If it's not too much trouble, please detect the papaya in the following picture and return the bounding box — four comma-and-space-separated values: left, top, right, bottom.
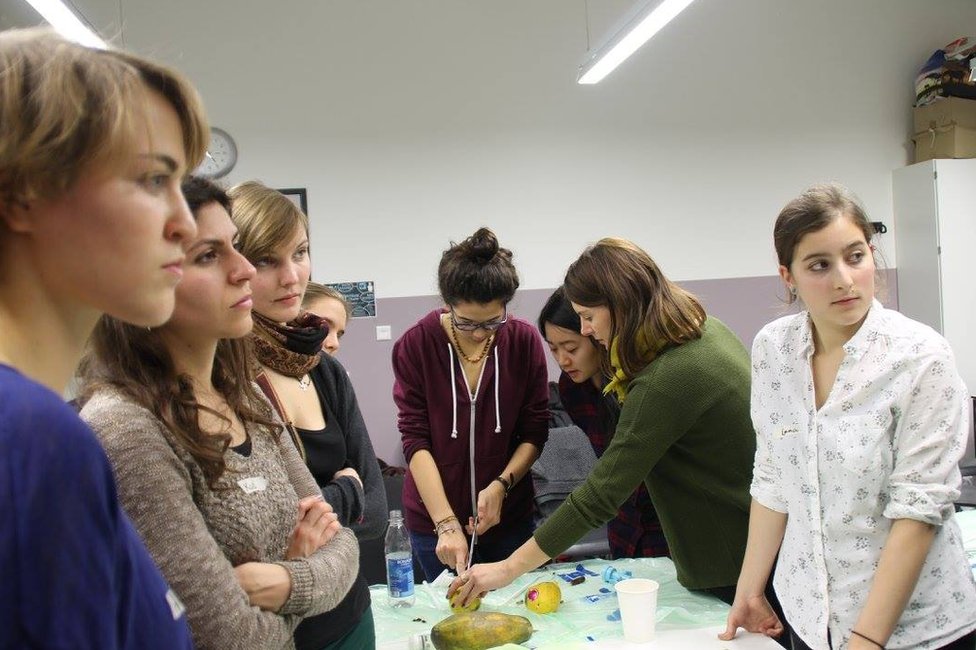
430, 611, 533, 650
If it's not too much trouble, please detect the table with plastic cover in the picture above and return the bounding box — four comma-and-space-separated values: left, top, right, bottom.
372, 556, 783, 649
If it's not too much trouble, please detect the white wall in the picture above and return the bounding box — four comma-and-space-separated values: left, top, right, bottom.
6, 0, 974, 462
35, 0, 975, 296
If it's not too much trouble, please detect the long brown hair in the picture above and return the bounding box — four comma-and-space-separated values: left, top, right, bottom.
564, 237, 705, 379
79, 314, 280, 490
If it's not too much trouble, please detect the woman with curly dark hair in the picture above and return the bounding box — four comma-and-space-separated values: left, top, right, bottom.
79, 177, 358, 649
393, 227, 549, 580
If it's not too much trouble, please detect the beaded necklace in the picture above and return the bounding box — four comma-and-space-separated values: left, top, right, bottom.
448, 321, 494, 364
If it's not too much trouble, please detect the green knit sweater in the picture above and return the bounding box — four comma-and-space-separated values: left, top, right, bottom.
534, 317, 755, 590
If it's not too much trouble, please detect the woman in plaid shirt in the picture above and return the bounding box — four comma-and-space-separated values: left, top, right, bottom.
539, 287, 669, 559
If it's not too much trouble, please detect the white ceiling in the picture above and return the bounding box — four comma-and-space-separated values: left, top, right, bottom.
5, 0, 969, 139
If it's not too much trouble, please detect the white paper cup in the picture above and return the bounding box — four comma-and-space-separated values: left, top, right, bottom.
614, 578, 659, 643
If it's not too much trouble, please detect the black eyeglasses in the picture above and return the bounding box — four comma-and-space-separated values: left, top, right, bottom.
450, 307, 508, 332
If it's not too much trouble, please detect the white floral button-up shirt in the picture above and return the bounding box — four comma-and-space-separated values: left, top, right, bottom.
750, 301, 976, 650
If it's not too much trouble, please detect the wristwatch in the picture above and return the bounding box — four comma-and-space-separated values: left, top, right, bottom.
492, 472, 514, 496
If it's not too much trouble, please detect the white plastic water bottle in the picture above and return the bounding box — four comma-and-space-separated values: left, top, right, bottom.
385, 509, 415, 607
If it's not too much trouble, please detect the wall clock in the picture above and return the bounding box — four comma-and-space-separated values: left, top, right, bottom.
195, 127, 237, 179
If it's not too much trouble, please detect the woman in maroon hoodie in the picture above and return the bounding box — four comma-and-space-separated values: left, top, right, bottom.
392, 227, 549, 580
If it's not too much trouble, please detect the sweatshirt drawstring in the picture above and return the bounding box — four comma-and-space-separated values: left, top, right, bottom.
493, 350, 501, 433
448, 341, 501, 437
448, 343, 458, 438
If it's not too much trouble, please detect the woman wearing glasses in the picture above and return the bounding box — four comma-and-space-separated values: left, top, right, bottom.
393, 227, 549, 580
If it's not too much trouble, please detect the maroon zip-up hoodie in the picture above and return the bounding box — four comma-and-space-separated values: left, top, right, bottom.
392, 309, 549, 542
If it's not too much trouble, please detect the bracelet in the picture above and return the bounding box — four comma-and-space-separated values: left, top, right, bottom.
850, 630, 885, 649
436, 525, 461, 536
434, 516, 459, 536
492, 474, 513, 496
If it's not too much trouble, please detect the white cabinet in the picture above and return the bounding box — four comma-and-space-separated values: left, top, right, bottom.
892, 159, 976, 394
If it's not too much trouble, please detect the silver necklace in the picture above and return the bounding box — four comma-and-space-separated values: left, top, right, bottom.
297, 374, 312, 391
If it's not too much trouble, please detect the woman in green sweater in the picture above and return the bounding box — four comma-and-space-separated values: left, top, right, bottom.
450, 238, 781, 626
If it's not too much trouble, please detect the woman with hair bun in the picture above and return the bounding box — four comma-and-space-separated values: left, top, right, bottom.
392, 227, 549, 580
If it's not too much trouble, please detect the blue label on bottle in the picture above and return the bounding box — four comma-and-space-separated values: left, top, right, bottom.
386, 551, 415, 598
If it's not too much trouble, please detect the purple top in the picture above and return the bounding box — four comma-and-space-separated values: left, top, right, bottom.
392, 309, 549, 542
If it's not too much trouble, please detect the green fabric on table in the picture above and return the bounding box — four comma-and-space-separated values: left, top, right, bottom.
372, 557, 730, 648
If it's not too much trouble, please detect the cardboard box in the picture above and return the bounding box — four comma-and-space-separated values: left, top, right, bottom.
913, 124, 976, 162
913, 96, 976, 133
913, 97, 976, 162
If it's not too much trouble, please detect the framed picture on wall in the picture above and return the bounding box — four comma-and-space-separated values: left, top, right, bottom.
277, 187, 308, 215
328, 281, 376, 318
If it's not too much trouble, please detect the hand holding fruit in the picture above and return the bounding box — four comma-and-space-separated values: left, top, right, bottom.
448, 590, 481, 612
447, 560, 516, 608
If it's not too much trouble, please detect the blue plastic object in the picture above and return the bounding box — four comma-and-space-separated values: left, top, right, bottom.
602, 566, 633, 584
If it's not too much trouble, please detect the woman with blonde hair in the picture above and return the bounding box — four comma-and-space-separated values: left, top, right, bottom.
230, 180, 385, 650
451, 238, 783, 644
302, 282, 351, 355
80, 176, 358, 649
0, 27, 207, 648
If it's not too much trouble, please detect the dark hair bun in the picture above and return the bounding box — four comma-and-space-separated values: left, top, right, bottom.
463, 227, 499, 264
438, 226, 519, 305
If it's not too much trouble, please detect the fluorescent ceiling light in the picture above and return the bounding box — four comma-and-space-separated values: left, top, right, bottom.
578, 0, 696, 85
25, 0, 107, 49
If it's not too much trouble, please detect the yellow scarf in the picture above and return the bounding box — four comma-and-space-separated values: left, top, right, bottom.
603, 328, 658, 404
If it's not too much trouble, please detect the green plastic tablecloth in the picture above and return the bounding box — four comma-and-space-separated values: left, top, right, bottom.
372, 557, 730, 648
374, 510, 976, 648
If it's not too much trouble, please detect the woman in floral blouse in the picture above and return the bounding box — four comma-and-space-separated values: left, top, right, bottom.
721, 184, 976, 650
